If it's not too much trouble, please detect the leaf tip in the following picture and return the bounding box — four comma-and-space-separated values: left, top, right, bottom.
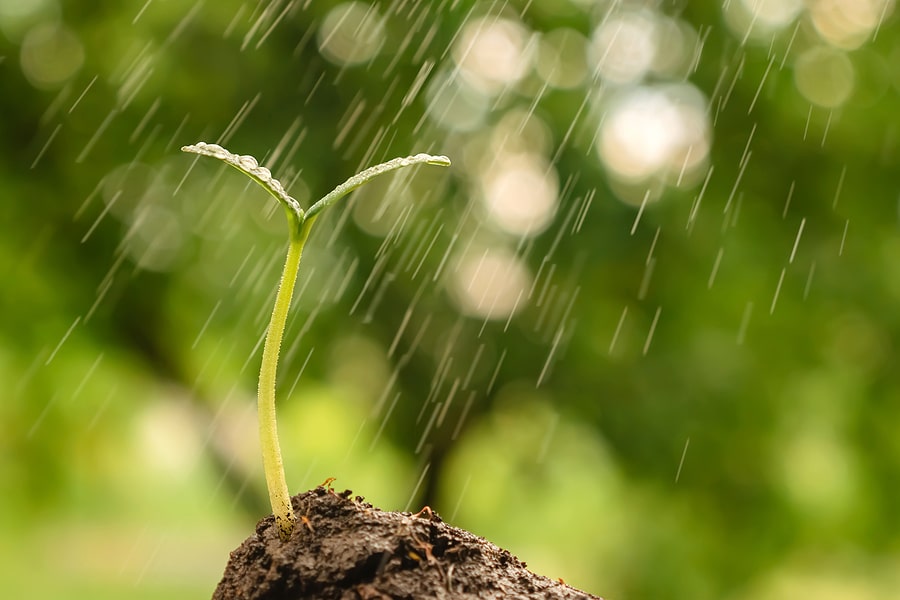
425, 154, 452, 167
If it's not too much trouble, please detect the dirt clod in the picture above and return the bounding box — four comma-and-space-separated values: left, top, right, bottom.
213, 487, 604, 600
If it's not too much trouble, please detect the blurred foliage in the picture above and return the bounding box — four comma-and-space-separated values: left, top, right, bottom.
2, 0, 900, 598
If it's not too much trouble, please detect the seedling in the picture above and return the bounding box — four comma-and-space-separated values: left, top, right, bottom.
181, 142, 450, 540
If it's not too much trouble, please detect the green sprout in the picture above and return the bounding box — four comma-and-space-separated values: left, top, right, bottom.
181, 142, 450, 541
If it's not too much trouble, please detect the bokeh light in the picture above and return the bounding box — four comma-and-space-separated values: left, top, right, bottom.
453, 15, 531, 95
597, 84, 710, 186
651, 16, 699, 79
588, 9, 658, 85
587, 9, 696, 84
809, 0, 895, 50
451, 246, 531, 320
317, 2, 386, 66
19, 21, 83, 88
741, 0, 804, 28
724, 0, 804, 40
0, 0, 57, 40
534, 28, 589, 89
794, 46, 856, 108
138, 398, 204, 479
479, 152, 558, 237
723, 0, 895, 48
425, 67, 489, 132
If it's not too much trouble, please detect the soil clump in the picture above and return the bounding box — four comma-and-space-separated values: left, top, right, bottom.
213, 486, 604, 599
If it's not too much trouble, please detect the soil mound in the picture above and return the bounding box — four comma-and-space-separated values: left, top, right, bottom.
213, 486, 603, 599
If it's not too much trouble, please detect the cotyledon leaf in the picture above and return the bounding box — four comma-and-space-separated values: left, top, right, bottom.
304, 152, 451, 220
182, 141, 305, 221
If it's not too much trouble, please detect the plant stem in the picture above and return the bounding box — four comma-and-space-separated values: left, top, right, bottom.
258, 213, 317, 541
183, 142, 450, 543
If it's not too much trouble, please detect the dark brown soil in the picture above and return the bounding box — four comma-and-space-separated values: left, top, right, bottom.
213, 486, 604, 600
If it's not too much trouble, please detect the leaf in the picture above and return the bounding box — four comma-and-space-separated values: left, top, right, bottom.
181, 142, 305, 221
305, 153, 451, 220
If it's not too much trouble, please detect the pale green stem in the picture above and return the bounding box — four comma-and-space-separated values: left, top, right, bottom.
258, 213, 317, 541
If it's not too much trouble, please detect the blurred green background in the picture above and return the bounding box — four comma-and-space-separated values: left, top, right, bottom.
2, 0, 900, 598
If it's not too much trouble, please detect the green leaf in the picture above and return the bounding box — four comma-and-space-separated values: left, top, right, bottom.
182, 142, 305, 222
